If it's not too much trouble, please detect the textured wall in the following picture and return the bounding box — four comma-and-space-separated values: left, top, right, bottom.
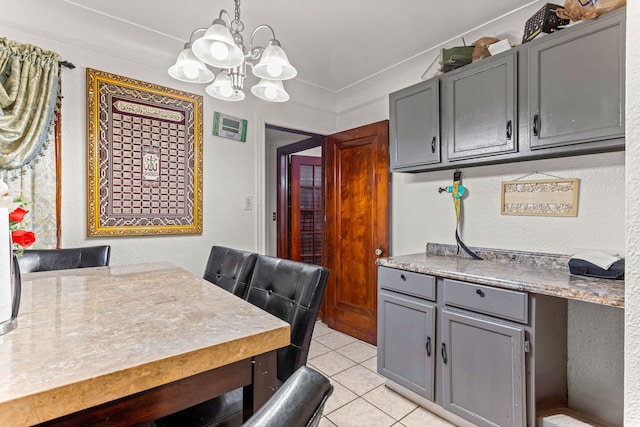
568, 301, 624, 424
625, 2, 640, 424
391, 153, 625, 257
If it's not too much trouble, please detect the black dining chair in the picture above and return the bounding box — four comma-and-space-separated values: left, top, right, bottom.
203, 246, 258, 299
16, 245, 111, 273
243, 366, 333, 427
157, 256, 330, 427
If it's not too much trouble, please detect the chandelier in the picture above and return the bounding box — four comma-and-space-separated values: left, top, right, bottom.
168, 0, 297, 102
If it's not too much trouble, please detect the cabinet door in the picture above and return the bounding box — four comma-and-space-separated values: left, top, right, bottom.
441, 308, 526, 427
445, 51, 517, 160
389, 79, 440, 170
378, 290, 436, 400
528, 11, 625, 149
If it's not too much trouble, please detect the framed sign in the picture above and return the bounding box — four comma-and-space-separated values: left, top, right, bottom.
86, 68, 203, 236
213, 111, 247, 142
501, 178, 579, 217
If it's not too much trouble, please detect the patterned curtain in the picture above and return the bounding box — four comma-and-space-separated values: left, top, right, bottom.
0, 38, 61, 249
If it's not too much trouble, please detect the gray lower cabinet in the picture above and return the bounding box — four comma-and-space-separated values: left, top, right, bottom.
441, 308, 526, 427
528, 8, 625, 150
444, 51, 517, 161
378, 267, 569, 427
378, 290, 436, 400
389, 79, 440, 171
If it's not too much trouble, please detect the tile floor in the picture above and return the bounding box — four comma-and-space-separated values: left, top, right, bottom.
309, 321, 457, 427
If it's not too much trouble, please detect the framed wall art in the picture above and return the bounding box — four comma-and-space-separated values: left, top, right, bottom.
501, 178, 579, 217
86, 68, 203, 236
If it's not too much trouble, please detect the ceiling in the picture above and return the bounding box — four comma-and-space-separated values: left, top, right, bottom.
4, 0, 539, 92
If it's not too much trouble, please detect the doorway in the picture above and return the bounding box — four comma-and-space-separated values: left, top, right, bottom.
265, 124, 324, 259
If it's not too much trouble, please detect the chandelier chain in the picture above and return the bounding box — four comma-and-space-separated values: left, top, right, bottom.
231, 0, 244, 33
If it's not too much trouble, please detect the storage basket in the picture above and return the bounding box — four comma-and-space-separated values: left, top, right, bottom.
522, 3, 570, 43
440, 46, 474, 73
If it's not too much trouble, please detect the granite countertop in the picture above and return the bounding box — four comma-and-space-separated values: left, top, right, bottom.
377, 244, 624, 308
0, 262, 290, 426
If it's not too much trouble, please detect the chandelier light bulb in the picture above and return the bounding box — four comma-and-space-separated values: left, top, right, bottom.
251, 79, 289, 102
168, 47, 215, 83
264, 86, 278, 100
210, 41, 230, 61
266, 63, 283, 78
220, 84, 234, 98
182, 62, 200, 79
252, 41, 297, 81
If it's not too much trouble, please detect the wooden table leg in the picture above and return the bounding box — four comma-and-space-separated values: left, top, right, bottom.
242, 350, 278, 422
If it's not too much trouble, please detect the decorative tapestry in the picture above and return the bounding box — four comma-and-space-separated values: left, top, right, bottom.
86, 68, 203, 236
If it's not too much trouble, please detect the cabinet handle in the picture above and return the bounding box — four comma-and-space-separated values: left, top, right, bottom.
441, 343, 448, 364
476, 289, 485, 297
400, 274, 406, 281
426, 337, 431, 357
506, 120, 512, 140
533, 114, 540, 136
431, 136, 436, 153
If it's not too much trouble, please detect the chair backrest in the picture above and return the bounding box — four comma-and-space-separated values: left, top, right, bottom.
17, 246, 111, 273
243, 366, 333, 427
246, 256, 330, 382
203, 246, 258, 299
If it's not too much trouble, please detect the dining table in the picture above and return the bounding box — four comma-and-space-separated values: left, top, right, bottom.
0, 262, 290, 427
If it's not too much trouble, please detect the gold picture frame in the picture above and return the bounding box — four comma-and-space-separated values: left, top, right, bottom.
501, 178, 579, 217
86, 68, 203, 236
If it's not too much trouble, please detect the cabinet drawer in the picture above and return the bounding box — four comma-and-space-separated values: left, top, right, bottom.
443, 279, 528, 323
378, 267, 436, 301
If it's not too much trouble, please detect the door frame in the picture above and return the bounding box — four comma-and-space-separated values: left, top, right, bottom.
275, 136, 324, 259
257, 117, 331, 255
262, 123, 325, 260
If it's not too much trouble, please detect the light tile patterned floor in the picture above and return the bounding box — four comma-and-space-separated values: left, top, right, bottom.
309, 321, 457, 427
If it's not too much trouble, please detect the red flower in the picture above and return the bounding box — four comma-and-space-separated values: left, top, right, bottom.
9, 207, 28, 223
12, 230, 36, 248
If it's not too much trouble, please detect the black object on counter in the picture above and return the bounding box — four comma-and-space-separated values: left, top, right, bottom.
568, 258, 625, 280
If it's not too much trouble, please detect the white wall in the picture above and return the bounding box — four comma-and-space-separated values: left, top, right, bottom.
0, 25, 337, 277
625, 2, 640, 424
335, 3, 627, 425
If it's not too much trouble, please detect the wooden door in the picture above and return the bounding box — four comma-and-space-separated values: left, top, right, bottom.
323, 121, 389, 345
290, 155, 322, 265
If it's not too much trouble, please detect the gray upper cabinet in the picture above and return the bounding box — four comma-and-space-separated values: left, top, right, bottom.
528, 9, 625, 150
388, 7, 625, 173
389, 79, 440, 171
445, 51, 517, 161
